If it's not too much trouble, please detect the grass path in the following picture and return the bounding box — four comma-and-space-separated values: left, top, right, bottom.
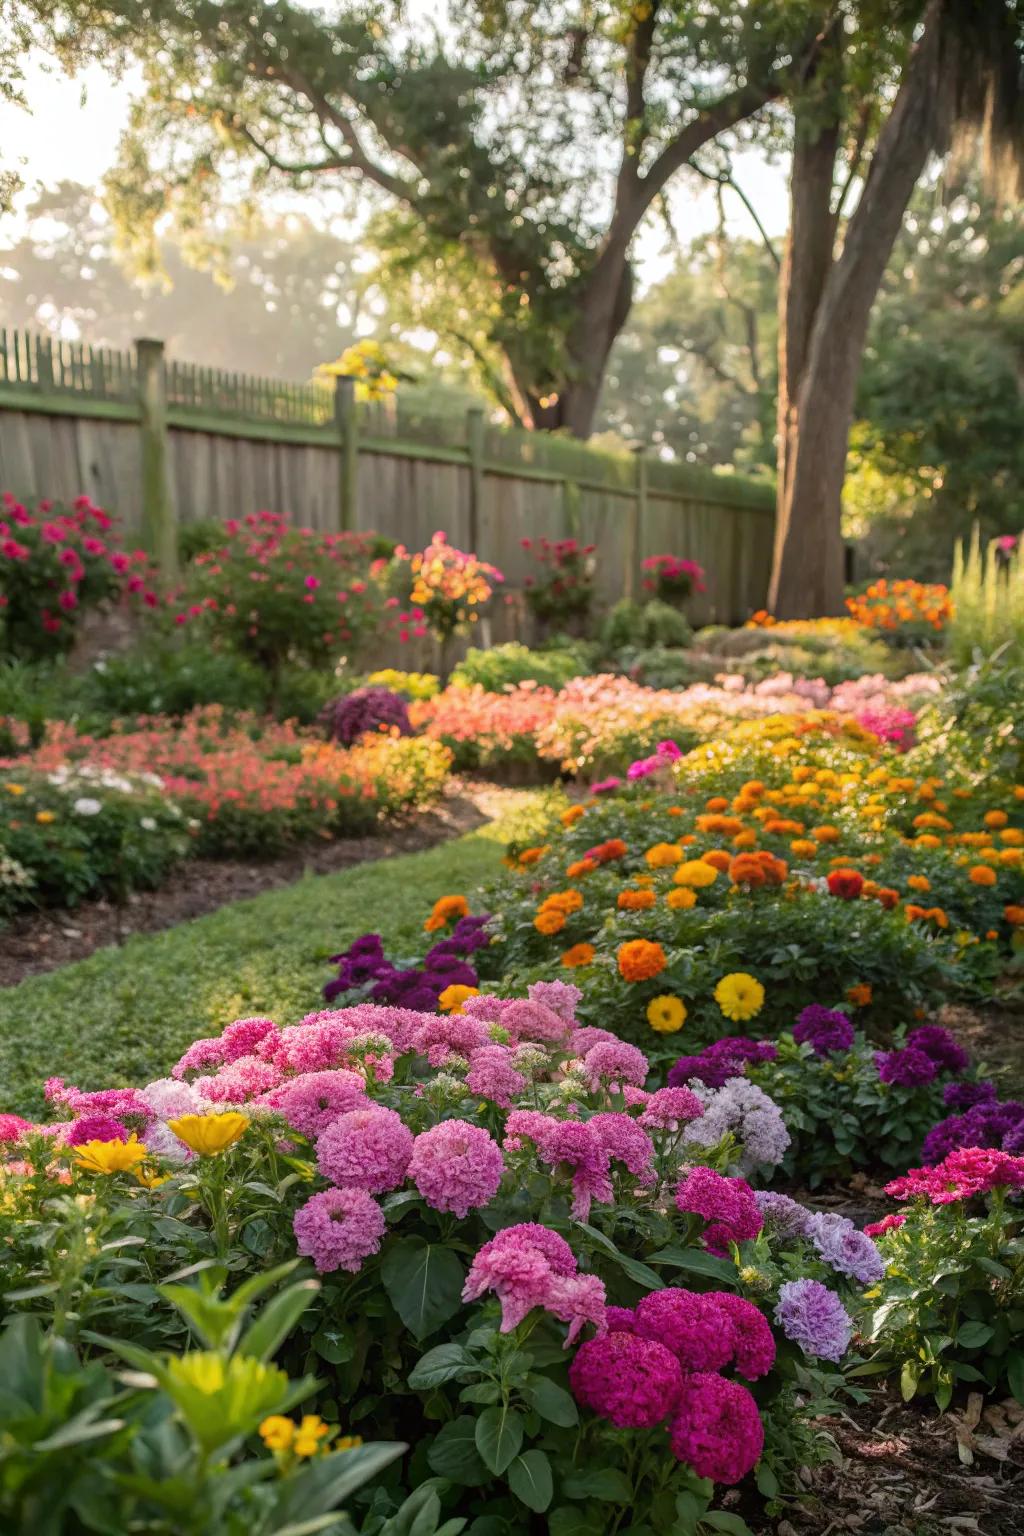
0, 798, 540, 1115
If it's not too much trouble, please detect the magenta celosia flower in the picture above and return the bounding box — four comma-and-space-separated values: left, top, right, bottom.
605, 1305, 637, 1333
864, 1212, 907, 1237
711, 1292, 776, 1380
674, 1166, 763, 1255
412, 1013, 491, 1067
408, 1120, 504, 1217
583, 1040, 649, 1092
218, 1016, 280, 1063
260, 1015, 358, 1074
316, 1105, 414, 1194
171, 1038, 226, 1080
639, 1087, 705, 1131
465, 1045, 528, 1108
589, 1113, 655, 1181
669, 1373, 764, 1484
527, 979, 581, 1024
884, 1146, 1024, 1204
193, 1055, 282, 1104
0, 1114, 32, 1143
44, 1079, 152, 1127
262, 1069, 367, 1137
66, 1114, 128, 1145
569, 1331, 682, 1427
292, 1186, 386, 1274
537, 1120, 613, 1221
634, 1288, 735, 1373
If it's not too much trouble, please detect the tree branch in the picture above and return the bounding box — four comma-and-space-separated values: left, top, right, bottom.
640, 76, 784, 206
690, 159, 782, 271
233, 122, 345, 177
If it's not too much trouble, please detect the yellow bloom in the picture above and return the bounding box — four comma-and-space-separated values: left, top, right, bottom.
714, 972, 765, 1022
646, 995, 687, 1034
666, 887, 697, 910
438, 984, 480, 1014
74, 1136, 149, 1176
645, 842, 682, 868
35, 810, 57, 824
168, 1112, 248, 1156
673, 860, 719, 889
260, 1415, 295, 1452
293, 1415, 333, 1457
4, 783, 25, 795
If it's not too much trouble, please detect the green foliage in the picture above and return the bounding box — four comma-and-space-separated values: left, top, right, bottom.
86, 642, 270, 718
451, 644, 586, 694
948, 529, 1024, 670
910, 651, 1024, 786
600, 600, 691, 654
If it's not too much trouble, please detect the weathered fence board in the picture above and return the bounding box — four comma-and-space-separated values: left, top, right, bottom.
0, 329, 776, 624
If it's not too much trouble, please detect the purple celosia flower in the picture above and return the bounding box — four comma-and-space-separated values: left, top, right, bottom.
683, 1079, 790, 1171
569, 1332, 682, 1428
261, 1070, 367, 1138
669, 1373, 764, 1484
320, 686, 412, 746
804, 1212, 886, 1286
315, 1105, 413, 1194
922, 1099, 1024, 1165
408, 1120, 504, 1217
943, 1080, 997, 1111
792, 1005, 854, 1057
667, 1038, 776, 1091
774, 1279, 852, 1362
292, 1186, 386, 1273
875, 1047, 938, 1087
674, 1167, 763, 1255
905, 1025, 969, 1076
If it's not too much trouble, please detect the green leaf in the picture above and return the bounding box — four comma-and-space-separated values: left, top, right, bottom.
507, 1449, 552, 1513
549, 1508, 594, 1536
573, 1222, 663, 1290
408, 1343, 473, 1390
645, 1246, 737, 1285
900, 1360, 921, 1402
957, 1321, 994, 1349
475, 1404, 524, 1474
427, 1417, 490, 1486
238, 1280, 320, 1362
562, 1468, 631, 1502
382, 1238, 465, 1340
705, 1514, 755, 1534
1006, 1351, 1024, 1405
312, 1325, 355, 1366
521, 1375, 578, 1427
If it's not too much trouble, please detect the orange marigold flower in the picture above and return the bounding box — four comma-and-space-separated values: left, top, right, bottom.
827, 868, 864, 900
790, 839, 818, 858
984, 809, 1008, 829
618, 888, 657, 911
1000, 828, 1024, 846
764, 817, 804, 836
999, 848, 1022, 866
617, 939, 667, 982
666, 887, 697, 910
587, 838, 627, 865
534, 908, 566, 935
705, 796, 730, 813
968, 864, 998, 886
1004, 905, 1024, 926
516, 845, 550, 868
645, 842, 682, 868
907, 875, 931, 892
424, 894, 470, 932
561, 805, 586, 827
561, 942, 596, 967
741, 780, 765, 797
541, 889, 584, 914
695, 814, 744, 837
732, 830, 758, 849
846, 983, 872, 1008
566, 858, 598, 879
702, 849, 732, 873
811, 826, 840, 843
728, 854, 768, 889
913, 834, 942, 849
1014, 786, 1024, 801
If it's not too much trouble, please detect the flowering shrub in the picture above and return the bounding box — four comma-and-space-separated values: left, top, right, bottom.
319, 686, 412, 746
0, 491, 157, 659
641, 553, 706, 604
2, 708, 451, 860
408, 530, 502, 645
170, 512, 388, 674
366, 667, 439, 699
520, 537, 595, 625
0, 985, 877, 1526
845, 578, 953, 641
860, 1148, 1024, 1408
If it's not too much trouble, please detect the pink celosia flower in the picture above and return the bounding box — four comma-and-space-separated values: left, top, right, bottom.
499, 997, 574, 1046
583, 1041, 649, 1093
537, 1120, 613, 1221
140, 1078, 201, 1120
634, 1288, 735, 1373
503, 1109, 558, 1152
218, 1016, 280, 1063
0, 1114, 32, 1143
863, 1212, 907, 1238
639, 1087, 705, 1132
669, 1373, 764, 1484
711, 1292, 776, 1380
674, 1166, 763, 1255
605, 1304, 638, 1333
292, 1186, 386, 1274
316, 1105, 413, 1194
193, 1055, 282, 1104
261, 1017, 358, 1074
412, 1013, 491, 1067
262, 1070, 367, 1137
527, 979, 581, 1024
462, 1223, 604, 1345
43, 1080, 152, 1129
572, 1027, 620, 1055
171, 1038, 226, 1079
589, 1113, 655, 1182
548, 1271, 608, 1347
408, 1120, 504, 1217
885, 1146, 1024, 1205
465, 1045, 528, 1108
569, 1331, 682, 1427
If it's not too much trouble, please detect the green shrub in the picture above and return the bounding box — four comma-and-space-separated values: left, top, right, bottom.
949, 528, 1024, 669
599, 599, 691, 653
451, 642, 585, 692
84, 643, 270, 719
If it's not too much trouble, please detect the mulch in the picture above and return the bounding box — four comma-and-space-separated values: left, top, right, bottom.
0, 779, 519, 990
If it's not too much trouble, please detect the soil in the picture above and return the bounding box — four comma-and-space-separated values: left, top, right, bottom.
0, 779, 523, 990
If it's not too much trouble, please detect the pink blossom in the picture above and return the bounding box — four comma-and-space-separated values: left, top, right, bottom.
570, 1331, 682, 1427
537, 1120, 613, 1221
589, 1112, 655, 1181
316, 1105, 413, 1194
669, 1373, 764, 1484
466, 1045, 528, 1108
639, 1087, 705, 1131
408, 1120, 504, 1217
583, 1041, 649, 1092
293, 1186, 386, 1273
262, 1070, 367, 1137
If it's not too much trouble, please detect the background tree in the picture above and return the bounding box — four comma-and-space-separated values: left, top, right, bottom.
768, 0, 1024, 616
25, 0, 821, 437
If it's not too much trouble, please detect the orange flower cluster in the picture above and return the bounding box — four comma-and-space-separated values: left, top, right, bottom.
424, 894, 470, 932
617, 939, 667, 982
845, 578, 952, 633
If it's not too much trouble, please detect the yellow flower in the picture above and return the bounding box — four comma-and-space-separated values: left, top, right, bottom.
645, 842, 682, 868
438, 984, 480, 1014
35, 810, 57, 824
673, 860, 719, 889
168, 1112, 248, 1156
666, 887, 697, 910
336, 1435, 364, 1451
74, 1135, 149, 1176
646, 995, 687, 1034
293, 1415, 333, 1458
260, 1415, 295, 1452
714, 972, 765, 1022
4, 783, 25, 795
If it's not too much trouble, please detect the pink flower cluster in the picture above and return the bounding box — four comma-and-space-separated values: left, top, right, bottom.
884, 1146, 1024, 1205
462, 1223, 606, 1346
674, 1167, 764, 1255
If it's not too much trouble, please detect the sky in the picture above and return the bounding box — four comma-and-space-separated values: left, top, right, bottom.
0, 48, 792, 299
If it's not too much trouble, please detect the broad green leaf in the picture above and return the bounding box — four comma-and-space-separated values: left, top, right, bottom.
507, 1449, 553, 1512
382, 1239, 465, 1340
408, 1343, 473, 1390
573, 1222, 662, 1290
475, 1404, 523, 1474
1006, 1350, 1024, 1405
238, 1280, 320, 1361
427, 1417, 490, 1486
645, 1246, 737, 1285
956, 1321, 994, 1350
521, 1375, 578, 1427
900, 1360, 920, 1402
562, 1467, 631, 1502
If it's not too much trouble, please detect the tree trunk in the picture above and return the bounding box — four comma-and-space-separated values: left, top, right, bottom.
768, 0, 954, 617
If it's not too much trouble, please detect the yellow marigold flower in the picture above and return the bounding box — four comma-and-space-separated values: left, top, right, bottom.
74, 1135, 149, 1176
673, 860, 719, 888
438, 984, 480, 1014
1000, 828, 1024, 846
714, 972, 765, 1022
35, 810, 57, 824
732, 830, 758, 849
999, 848, 1022, 866
984, 810, 1009, 829
260, 1416, 295, 1452
4, 783, 26, 795
666, 887, 697, 910
790, 839, 818, 858
561, 942, 596, 967
168, 1112, 248, 1156
293, 1415, 333, 1457
646, 995, 687, 1034
645, 842, 682, 868
968, 864, 997, 887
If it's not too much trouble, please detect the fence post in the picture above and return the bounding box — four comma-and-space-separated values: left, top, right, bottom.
466, 406, 485, 551
561, 476, 581, 538
334, 375, 358, 532
135, 337, 177, 578
624, 445, 647, 600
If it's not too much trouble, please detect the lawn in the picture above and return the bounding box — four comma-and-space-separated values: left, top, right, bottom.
0, 808, 534, 1116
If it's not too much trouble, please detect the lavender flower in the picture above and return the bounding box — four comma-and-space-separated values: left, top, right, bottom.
684, 1078, 790, 1171
774, 1279, 852, 1362
753, 1190, 814, 1238
804, 1213, 886, 1286
792, 1005, 854, 1057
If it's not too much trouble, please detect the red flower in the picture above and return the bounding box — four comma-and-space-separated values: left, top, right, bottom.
827, 868, 864, 901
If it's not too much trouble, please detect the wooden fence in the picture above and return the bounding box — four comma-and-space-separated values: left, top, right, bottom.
0, 328, 777, 630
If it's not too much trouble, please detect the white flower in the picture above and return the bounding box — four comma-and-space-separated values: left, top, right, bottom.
140, 816, 157, 831
73, 797, 102, 816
